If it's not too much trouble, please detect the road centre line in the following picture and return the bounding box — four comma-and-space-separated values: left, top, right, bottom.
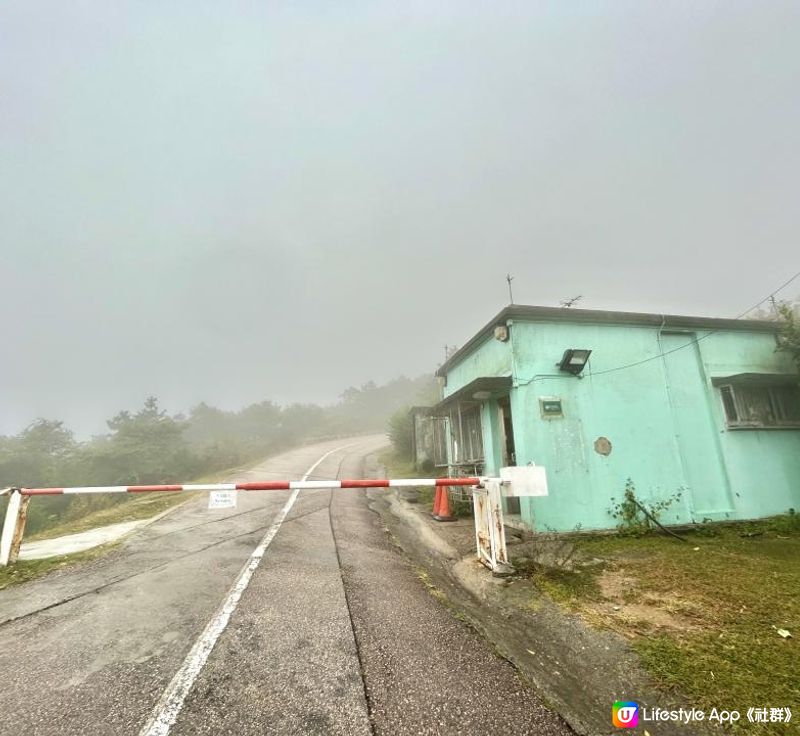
138, 443, 357, 736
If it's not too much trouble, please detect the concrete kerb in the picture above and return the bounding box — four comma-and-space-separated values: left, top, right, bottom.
365, 458, 714, 736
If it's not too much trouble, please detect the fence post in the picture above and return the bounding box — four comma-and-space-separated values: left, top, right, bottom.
0, 490, 30, 567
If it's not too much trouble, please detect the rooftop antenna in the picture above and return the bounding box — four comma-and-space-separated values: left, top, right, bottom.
560, 295, 583, 308
769, 294, 780, 319
506, 274, 515, 305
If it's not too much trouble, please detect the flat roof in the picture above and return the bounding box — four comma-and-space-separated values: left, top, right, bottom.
436, 304, 779, 377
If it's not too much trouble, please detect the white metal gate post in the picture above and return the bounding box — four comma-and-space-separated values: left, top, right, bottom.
472, 466, 549, 576
487, 479, 512, 573
0, 489, 30, 566
472, 479, 514, 576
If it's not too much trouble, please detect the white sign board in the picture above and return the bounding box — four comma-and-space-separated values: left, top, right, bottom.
208, 490, 238, 509
500, 466, 548, 497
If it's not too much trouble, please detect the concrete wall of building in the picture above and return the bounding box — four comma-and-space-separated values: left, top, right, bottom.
442, 334, 512, 397
440, 317, 800, 531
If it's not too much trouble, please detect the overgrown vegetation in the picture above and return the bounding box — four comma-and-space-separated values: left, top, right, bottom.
532, 515, 800, 735
387, 407, 414, 459
776, 302, 800, 370
386, 376, 440, 463
608, 478, 682, 536
0, 374, 436, 537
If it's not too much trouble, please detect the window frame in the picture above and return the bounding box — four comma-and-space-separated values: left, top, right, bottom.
717, 381, 800, 430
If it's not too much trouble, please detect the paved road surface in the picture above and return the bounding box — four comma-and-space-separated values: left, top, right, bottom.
0, 436, 571, 735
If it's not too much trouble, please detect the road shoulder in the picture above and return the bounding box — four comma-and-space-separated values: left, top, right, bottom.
365, 458, 712, 736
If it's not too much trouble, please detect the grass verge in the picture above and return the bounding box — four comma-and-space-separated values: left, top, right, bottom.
0, 467, 241, 592
0, 542, 119, 591
26, 467, 238, 541
378, 449, 435, 508
530, 515, 799, 734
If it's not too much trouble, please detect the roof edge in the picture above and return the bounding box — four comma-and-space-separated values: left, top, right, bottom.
435, 304, 780, 377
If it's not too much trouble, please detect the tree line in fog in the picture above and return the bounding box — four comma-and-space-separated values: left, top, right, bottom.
0, 374, 437, 534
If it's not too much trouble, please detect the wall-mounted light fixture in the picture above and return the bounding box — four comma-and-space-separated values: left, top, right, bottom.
493, 325, 509, 342
472, 390, 492, 400
558, 348, 592, 375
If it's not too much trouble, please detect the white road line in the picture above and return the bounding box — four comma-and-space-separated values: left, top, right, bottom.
139, 443, 356, 736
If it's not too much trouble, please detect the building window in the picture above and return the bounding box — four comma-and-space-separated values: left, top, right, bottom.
450, 405, 484, 465
432, 416, 449, 467
718, 382, 800, 428
431, 405, 486, 473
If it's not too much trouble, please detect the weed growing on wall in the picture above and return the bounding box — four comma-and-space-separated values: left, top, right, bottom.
608, 478, 682, 536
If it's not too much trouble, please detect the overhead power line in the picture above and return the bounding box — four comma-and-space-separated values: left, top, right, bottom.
587, 268, 800, 378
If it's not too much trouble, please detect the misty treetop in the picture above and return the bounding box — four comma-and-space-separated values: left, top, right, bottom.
776, 302, 800, 370
0, 374, 436, 535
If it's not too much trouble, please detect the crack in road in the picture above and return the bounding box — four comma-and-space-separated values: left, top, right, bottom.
327, 452, 378, 736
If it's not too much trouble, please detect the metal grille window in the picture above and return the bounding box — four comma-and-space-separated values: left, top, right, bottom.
719, 383, 800, 428
432, 416, 449, 467
449, 404, 485, 466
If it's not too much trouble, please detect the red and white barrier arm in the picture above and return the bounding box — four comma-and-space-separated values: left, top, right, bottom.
18, 477, 483, 496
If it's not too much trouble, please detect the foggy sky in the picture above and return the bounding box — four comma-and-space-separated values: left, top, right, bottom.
2, 2, 799, 436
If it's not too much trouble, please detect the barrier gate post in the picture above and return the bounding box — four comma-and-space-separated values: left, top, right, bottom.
472, 480, 514, 576
473, 466, 549, 576
0, 490, 30, 567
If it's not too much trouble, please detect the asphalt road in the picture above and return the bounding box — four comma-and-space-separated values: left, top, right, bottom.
0, 436, 571, 735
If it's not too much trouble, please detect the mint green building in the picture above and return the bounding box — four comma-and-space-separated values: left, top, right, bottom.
430, 305, 800, 532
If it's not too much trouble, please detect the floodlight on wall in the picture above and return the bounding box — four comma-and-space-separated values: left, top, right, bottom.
558, 348, 592, 375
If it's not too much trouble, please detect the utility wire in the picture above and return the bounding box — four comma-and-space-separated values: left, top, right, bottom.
587, 268, 800, 378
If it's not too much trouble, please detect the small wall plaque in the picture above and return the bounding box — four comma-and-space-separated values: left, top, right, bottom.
539, 397, 563, 418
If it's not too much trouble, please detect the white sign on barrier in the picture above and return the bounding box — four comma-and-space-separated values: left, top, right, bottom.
500, 466, 548, 497
208, 490, 237, 509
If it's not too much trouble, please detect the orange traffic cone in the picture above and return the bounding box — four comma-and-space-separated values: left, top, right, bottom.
433, 486, 456, 522
431, 486, 442, 518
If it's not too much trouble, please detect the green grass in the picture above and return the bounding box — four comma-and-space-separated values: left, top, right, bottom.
0, 466, 240, 592
378, 450, 435, 506
377, 449, 417, 478
0, 542, 118, 591
26, 491, 193, 541
533, 516, 799, 734
533, 565, 605, 605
